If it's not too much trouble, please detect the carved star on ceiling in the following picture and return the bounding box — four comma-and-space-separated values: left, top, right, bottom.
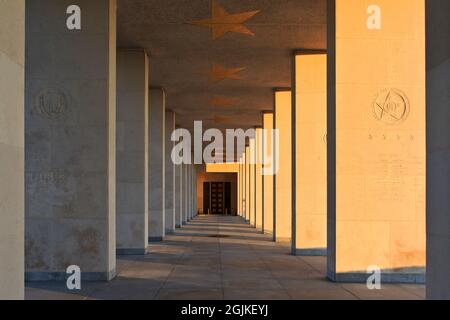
210, 63, 246, 82
190, 0, 260, 40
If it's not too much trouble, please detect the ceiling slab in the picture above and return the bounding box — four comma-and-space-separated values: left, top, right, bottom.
117, 0, 327, 131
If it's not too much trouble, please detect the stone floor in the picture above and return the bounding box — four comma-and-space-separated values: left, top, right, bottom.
26, 215, 425, 300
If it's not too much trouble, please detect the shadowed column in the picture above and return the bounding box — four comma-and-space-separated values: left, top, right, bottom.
25, 0, 117, 280
165, 111, 175, 234
262, 112, 274, 236
148, 89, 165, 242
116, 49, 149, 255
175, 134, 182, 228
426, 0, 450, 299
0, 0, 24, 299
183, 164, 188, 223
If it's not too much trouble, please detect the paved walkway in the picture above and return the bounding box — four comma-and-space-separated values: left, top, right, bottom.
26, 215, 425, 300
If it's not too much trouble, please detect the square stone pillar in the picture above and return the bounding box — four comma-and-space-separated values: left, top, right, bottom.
274, 90, 292, 242
165, 111, 175, 234
183, 164, 189, 223
255, 128, 263, 230
262, 112, 274, 236
116, 49, 148, 255
292, 52, 327, 256
193, 164, 197, 218
327, 0, 425, 283
242, 151, 246, 217
0, 0, 24, 299
245, 146, 250, 222
188, 164, 193, 220
237, 159, 241, 216
175, 145, 182, 228
426, 0, 450, 299
148, 88, 165, 242
249, 139, 256, 226
25, 0, 117, 281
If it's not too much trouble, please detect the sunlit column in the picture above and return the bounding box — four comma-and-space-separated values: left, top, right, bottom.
237, 159, 241, 216
241, 154, 246, 217
116, 49, 149, 255
25, 0, 117, 281
274, 90, 292, 242
249, 138, 256, 226
149, 89, 166, 242
327, 0, 425, 282
245, 146, 250, 222
262, 112, 274, 236
255, 128, 263, 231
292, 52, 327, 256
0, 0, 24, 299
426, 0, 450, 299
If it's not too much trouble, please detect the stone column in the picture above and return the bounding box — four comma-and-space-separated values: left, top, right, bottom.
116, 49, 148, 255
25, 0, 117, 281
237, 159, 241, 216
165, 111, 175, 234
249, 139, 256, 226
175, 143, 182, 228
245, 146, 250, 222
193, 165, 198, 217
148, 89, 165, 242
0, 0, 24, 299
255, 128, 263, 230
426, 0, 450, 299
188, 164, 193, 220
274, 90, 292, 242
327, 0, 425, 283
183, 164, 188, 224
262, 112, 274, 236
292, 51, 327, 256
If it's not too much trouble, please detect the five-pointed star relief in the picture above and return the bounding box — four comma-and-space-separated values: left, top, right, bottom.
210, 63, 246, 82
190, 0, 260, 40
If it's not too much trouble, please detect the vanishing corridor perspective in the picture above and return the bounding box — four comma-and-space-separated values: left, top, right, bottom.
0, 0, 449, 300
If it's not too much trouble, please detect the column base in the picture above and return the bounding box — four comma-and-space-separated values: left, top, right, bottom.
327, 269, 425, 284
116, 248, 148, 256
175, 224, 182, 228
295, 248, 327, 257
148, 236, 164, 243
25, 269, 116, 282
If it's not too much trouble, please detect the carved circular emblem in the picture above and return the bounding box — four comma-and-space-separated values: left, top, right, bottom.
34, 88, 70, 119
372, 88, 410, 125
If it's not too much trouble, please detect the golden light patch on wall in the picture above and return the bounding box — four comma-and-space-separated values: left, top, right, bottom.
263, 113, 274, 234
295, 53, 327, 252
206, 163, 239, 173
333, 0, 425, 274
255, 128, 263, 230
275, 91, 292, 241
